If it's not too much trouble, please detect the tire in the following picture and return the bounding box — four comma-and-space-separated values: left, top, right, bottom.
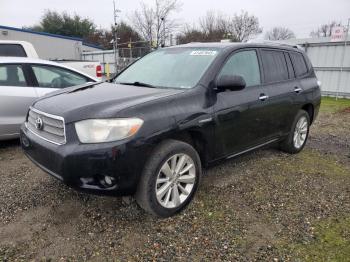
280, 109, 310, 154
135, 139, 202, 218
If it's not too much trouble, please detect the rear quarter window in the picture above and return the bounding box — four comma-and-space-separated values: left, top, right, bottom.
0, 44, 27, 57
284, 52, 295, 79
0, 64, 28, 86
290, 52, 308, 77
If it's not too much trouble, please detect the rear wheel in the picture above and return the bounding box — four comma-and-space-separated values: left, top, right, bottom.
280, 110, 310, 154
135, 140, 201, 217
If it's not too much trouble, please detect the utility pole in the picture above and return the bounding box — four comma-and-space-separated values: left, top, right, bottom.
113, 0, 121, 74
170, 34, 173, 46
336, 18, 350, 99
129, 38, 132, 59
161, 17, 166, 47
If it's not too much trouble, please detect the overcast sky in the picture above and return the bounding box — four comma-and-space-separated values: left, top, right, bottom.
1, 0, 349, 38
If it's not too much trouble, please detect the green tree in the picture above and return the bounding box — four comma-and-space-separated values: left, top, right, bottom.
115, 22, 144, 48
85, 22, 144, 49
26, 10, 96, 39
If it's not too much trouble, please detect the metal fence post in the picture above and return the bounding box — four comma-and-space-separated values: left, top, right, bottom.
336, 19, 350, 100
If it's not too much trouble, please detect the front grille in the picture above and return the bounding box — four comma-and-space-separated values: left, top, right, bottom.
26, 107, 66, 145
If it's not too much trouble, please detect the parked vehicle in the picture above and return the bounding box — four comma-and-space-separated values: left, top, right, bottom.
20, 43, 321, 217
0, 40, 39, 58
53, 60, 103, 81
0, 57, 98, 140
0, 41, 102, 80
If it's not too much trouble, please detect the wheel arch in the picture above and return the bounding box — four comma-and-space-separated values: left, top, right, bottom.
167, 130, 209, 166
301, 103, 315, 124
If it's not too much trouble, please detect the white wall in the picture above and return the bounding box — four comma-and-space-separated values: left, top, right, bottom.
0, 28, 100, 60
284, 37, 350, 97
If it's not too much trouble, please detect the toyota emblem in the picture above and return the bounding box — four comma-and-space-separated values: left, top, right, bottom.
35, 117, 44, 130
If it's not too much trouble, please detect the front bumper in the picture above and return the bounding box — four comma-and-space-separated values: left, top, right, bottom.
20, 124, 152, 196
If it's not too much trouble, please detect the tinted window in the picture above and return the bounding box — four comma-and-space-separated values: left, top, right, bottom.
32, 65, 90, 88
284, 52, 295, 79
261, 50, 289, 83
0, 44, 27, 57
290, 52, 308, 77
219, 50, 261, 87
116, 48, 220, 89
0, 64, 27, 87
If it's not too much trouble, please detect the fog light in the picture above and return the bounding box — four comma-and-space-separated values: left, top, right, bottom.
104, 176, 114, 186
95, 174, 117, 188
21, 135, 30, 147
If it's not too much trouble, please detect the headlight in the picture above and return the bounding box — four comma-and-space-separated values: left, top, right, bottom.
75, 118, 144, 143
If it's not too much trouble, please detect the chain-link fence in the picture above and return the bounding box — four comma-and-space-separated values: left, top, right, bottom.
81, 47, 151, 77
118, 47, 151, 59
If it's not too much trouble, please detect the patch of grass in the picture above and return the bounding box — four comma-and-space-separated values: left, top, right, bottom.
196, 192, 228, 221
320, 96, 350, 113
277, 149, 350, 178
291, 217, 350, 261
298, 150, 349, 177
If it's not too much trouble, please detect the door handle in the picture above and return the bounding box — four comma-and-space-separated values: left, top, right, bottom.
294, 87, 303, 93
259, 94, 269, 101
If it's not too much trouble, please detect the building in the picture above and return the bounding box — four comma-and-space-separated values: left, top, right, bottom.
0, 25, 103, 60
283, 36, 350, 98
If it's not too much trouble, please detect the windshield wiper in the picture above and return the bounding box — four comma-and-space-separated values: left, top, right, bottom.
118, 81, 157, 88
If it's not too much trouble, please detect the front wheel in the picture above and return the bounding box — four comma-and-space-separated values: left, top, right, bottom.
280, 110, 310, 154
135, 140, 202, 217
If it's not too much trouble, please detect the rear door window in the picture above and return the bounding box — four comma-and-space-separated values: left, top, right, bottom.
32, 65, 90, 88
0, 44, 27, 57
219, 50, 261, 87
290, 52, 308, 77
0, 64, 28, 87
261, 50, 289, 83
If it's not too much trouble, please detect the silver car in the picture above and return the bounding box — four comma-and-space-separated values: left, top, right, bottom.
0, 57, 98, 140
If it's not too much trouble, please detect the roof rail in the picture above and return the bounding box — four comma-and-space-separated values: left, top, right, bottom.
247, 40, 304, 50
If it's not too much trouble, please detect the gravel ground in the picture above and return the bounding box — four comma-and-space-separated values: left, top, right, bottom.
0, 97, 350, 261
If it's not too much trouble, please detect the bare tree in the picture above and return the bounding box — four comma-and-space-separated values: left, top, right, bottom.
265, 27, 296, 40
199, 11, 219, 35
177, 24, 206, 44
199, 11, 231, 41
178, 10, 261, 44
229, 11, 263, 42
310, 21, 341, 37
132, 2, 154, 45
178, 12, 229, 44
131, 0, 181, 47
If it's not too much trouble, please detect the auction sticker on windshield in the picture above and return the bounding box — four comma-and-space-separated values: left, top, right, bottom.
190, 50, 217, 56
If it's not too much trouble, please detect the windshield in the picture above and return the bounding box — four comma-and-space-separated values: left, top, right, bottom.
115, 47, 220, 89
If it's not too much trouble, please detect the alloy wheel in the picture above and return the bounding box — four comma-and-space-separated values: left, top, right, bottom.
293, 116, 308, 149
155, 153, 196, 209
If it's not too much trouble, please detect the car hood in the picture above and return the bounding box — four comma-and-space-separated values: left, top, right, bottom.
33, 82, 184, 123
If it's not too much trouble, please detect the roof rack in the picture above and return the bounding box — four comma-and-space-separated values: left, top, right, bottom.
247, 40, 304, 50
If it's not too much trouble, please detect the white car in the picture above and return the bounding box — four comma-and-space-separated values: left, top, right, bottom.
0, 41, 103, 80
0, 57, 99, 140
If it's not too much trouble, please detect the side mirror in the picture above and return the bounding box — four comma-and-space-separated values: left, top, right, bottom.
216, 75, 246, 91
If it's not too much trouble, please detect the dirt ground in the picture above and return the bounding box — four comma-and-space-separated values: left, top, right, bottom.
0, 97, 350, 261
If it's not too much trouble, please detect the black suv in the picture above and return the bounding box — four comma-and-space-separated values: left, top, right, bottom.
21, 43, 321, 217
